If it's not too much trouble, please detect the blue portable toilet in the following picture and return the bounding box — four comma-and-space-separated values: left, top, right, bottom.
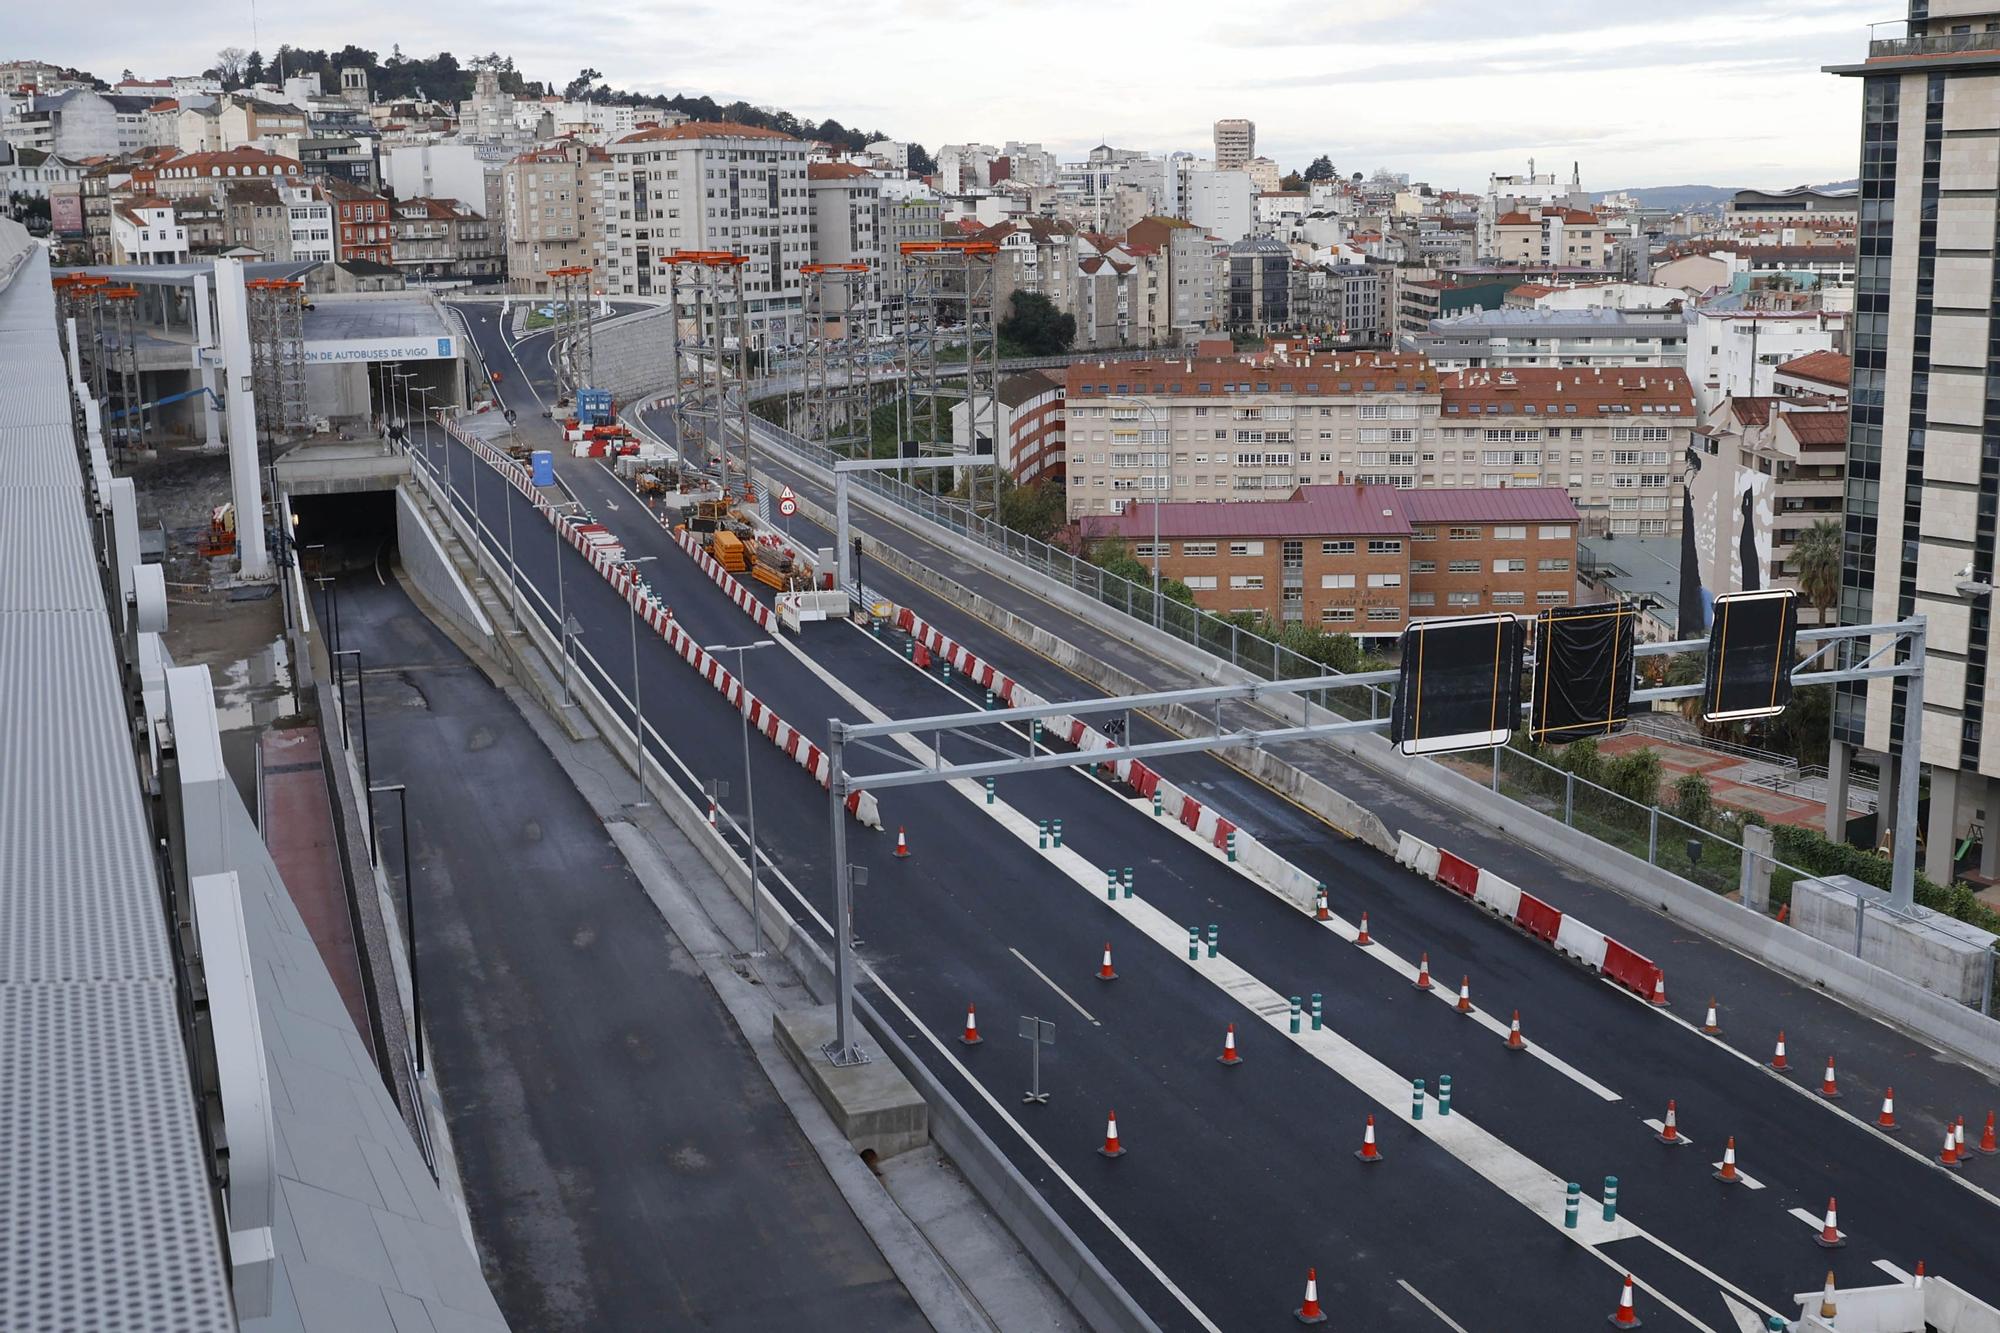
530, 450, 554, 487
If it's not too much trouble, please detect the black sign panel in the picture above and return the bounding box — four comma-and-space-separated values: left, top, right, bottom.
1390, 614, 1526, 756
1702, 588, 1799, 723
1529, 602, 1637, 743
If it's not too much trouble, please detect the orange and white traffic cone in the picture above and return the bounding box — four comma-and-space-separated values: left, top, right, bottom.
1456, 976, 1474, 1015
1940, 1122, 1962, 1169
1610, 1273, 1641, 1327
1817, 1271, 1838, 1320
1714, 1136, 1741, 1185
894, 826, 910, 858
707, 796, 718, 829
1650, 973, 1668, 1006
1877, 1087, 1897, 1130
1979, 1110, 1997, 1156
1505, 1009, 1526, 1052
1354, 1113, 1382, 1164
1702, 998, 1720, 1035
1914, 1261, 1927, 1288
1413, 952, 1434, 991
1956, 1116, 1968, 1158
1096, 942, 1117, 982
1354, 912, 1373, 947
959, 1003, 982, 1045
1815, 1197, 1845, 1248
1296, 1266, 1328, 1324
1218, 1023, 1242, 1067
1820, 1055, 1840, 1099
1315, 886, 1330, 922
1097, 1109, 1125, 1158
1771, 1030, 1790, 1072
1656, 1099, 1687, 1147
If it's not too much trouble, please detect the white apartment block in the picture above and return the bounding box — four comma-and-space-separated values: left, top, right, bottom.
601, 121, 810, 348
110, 198, 187, 265
1685, 305, 1847, 415
1477, 164, 1588, 258
1002, 141, 1059, 187
806, 162, 883, 334
1213, 118, 1254, 172
279, 183, 335, 263
1185, 169, 1254, 242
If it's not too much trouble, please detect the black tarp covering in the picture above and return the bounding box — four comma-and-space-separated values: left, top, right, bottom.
1702, 588, 1799, 722
1390, 614, 1526, 756
1529, 602, 1636, 743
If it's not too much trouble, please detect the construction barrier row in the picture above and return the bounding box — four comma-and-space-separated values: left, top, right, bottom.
668, 526, 778, 632
441, 420, 879, 828
1394, 831, 1662, 999
893, 606, 1323, 914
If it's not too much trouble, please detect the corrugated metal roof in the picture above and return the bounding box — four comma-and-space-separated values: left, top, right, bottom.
0, 495, 104, 610
1400, 488, 1581, 524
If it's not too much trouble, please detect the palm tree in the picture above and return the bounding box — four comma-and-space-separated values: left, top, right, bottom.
1791, 518, 1843, 625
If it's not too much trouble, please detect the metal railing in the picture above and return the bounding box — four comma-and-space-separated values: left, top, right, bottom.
1869, 28, 2000, 58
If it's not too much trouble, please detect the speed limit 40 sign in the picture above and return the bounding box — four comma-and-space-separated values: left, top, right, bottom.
777, 485, 797, 517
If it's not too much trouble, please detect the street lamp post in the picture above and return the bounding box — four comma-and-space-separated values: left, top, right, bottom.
707, 639, 776, 955
332, 648, 374, 856
369, 783, 417, 1069
625, 555, 659, 805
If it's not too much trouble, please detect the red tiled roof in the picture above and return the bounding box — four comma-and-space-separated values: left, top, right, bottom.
1079, 483, 1578, 542
1775, 349, 1850, 387
1778, 409, 1849, 447
616, 120, 798, 144
808, 161, 874, 180
1065, 352, 1437, 398
1728, 396, 1782, 426
1441, 366, 1696, 413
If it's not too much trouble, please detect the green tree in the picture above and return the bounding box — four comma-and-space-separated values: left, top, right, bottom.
1556, 737, 1604, 785
1280, 171, 1305, 191
1303, 155, 1335, 182
1671, 771, 1715, 828
1605, 747, 1665, 806
996, 477, 1066, 542
998, 291, 1075, 355
1790, 518, 1843, 622
1664, 651, 1705, 724
241, 49, 265, 86
563, 67, 603, 100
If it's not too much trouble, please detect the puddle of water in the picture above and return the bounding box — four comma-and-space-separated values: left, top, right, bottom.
214, 637, 299, 732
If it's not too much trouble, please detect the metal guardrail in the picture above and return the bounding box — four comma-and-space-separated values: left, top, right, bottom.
1870, 29, 2000, 58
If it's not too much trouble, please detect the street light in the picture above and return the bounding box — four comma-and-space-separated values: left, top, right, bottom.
707, 639, 776, 955
1107, 394, 1170, 627
392, 370, 417, 443
624, 554, 659, 806
369, 783, 417, 1069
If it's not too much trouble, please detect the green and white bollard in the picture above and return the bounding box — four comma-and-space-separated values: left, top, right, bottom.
1031, 719, 1042, 746
1106, 870, 1119, 901
1206, 924, 1219, 958
1122, 867, 1134, 898
1052, 819, 1063, 848
906, 637, 915, 660
1602, 1175, 1619, 1223
1037, 820, 1049, 850
941, 659, 952, 681
1288, 996, 1302, 1034
1226, 830, 1237, 863
1437, 1074, 1452, 1116
1152, 790, 1163, 817
985, 777, 995, 805
1310, 993, 1323, 1031
1411, 1078, 1426, 1121
1564, 1182, 1580, 1230
985, 688, 995, 709
1188, 927, 1201, 961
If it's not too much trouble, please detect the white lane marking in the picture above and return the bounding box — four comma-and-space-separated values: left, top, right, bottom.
1009, 947, 1101, 1026
1396, 1279, 1471, 1332
1642, 1118, 1696, 1148
1721, 1292, 1767, 1333
1873, 1260, 1914, 1282
1787, 1206, 1842, 1241
426, 438, 1226, 1333
844, 615, 1628, 1104
1598, 978, 2000, 1211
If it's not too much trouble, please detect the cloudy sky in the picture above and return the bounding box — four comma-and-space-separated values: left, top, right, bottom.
25, 0, 1878, 190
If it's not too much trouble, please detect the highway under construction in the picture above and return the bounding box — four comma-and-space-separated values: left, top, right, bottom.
403, 298, 2000, 1333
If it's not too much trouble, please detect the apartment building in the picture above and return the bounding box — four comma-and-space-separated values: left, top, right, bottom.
1078, 483, 1580, 634
1404, 307, 1689, 370
1213, 118, 1255, 173
1690, 395, 1848, 624
501, 140, 609, 293
391, 197, 501, 281
109, 196, 187, 264
806, 161, 883, 334
150, 147, 303, 200
1225, 236, 1291, 332
1493, 207, 1608, 268
1126, 215, 1220, 342
278, 183, 335, 262
323, 178, 393, 265
1685, 303, 1846, 414
1725, 185, 1859, 230
949, 370, 1067, 484
2, 88, 155, 157
601, 121, 810, 348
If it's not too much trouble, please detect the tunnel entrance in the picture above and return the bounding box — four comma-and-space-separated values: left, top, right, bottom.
290, 488, 400, 581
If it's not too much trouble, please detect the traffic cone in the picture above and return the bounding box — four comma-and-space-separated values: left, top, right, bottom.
1820, 1056, 1840, 1099
1956, 1116, 1969, 1158
1413, 952, 1434, 991
1771, 1030, 1790, 1072
1940, 1123, 1962, 1169
1354, 912, 1373, 946
1701, 998, 1720, 1035
959, 1003, 982, 1046
1877, 1087, 1896, 1130
894, 826, 910, 858
1505, 1009, 1526, 1052
706, 796, 717, 828
1097, 1109, 1125, 1158
1609, 1273, 1641, 1327
1354, 1113, 1382, 1164
1714, 1136, 1740, 1185
1315, 886, 1330, 922
1656, 1099, 1686, 1147
1914, 1261, 1927, 1288
1456, 976, 1473, 1014
1817, 1271, 1838, 1320
1096, 942, 1117, 982
1979, 1110, 1997, 1155
1296, 1267, 1328, 1325
1815, 1197, 1845, 1248
1650, 974, 1668, 1007
1218, 1023, 1242, 1066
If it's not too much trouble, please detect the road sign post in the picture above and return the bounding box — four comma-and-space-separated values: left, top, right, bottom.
1019, 1016, 1055, 1104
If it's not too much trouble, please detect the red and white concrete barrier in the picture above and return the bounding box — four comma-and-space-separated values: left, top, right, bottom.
669, 525, 778, 632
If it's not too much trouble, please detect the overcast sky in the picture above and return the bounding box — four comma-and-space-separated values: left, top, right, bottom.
24, 0, 1877, 190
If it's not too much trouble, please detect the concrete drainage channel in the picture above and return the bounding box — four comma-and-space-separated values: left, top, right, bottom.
401, 439, 1159, 1333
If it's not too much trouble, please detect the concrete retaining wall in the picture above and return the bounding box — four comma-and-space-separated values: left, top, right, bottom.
579, 307, 675, 406
395, 486, 494, 653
